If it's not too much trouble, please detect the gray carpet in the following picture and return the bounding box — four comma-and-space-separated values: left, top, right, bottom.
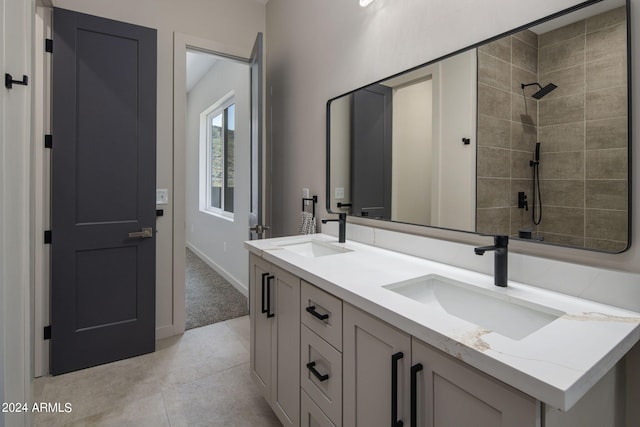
185, 248, 249, 330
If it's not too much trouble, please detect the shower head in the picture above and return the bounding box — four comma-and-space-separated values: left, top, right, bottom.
521, 82, 558, 99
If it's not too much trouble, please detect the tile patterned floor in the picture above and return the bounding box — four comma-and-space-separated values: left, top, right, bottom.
32, 316, 282, 426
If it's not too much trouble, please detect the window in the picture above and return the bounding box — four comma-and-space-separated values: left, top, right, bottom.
200, 92, 235, 219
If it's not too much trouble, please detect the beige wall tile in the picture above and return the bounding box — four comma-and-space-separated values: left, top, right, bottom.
586, 148, 627, 180
539, 20, 585, 47
478, 114, 511, 148
537, 206, 584, 236
586, 23, 626, 62
586, 86, 627, 121
541, 232, 585, 247
478, 83, 511, 120
538, 122, 585, 152
477, 178, 510, 208
586, 6, 627, 33
538, 94, 585, 126
586, 56, 627, 91
478, 52, 511, 91
512, 65, 538, 95
539, 36, 585, 74
586, 179, 628, 210
586, 117, 628, 150
512, 30, 538, 48
585, 208, 628, 241
539, 179, 584, 208
477, 147, 511, 178
584, 238, 628, 252
511, 121, 537, 151
511, 92, 537, 126
510, 206, 535, 236
479, 36, 511, 62
512, 36, 538, 74
476, 208, 510, 235
539, 151, 584, 180
539, 64, 585, 100
511, 150, 535, 179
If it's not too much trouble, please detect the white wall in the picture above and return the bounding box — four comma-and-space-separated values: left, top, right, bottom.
265, 0, 640, 274
51, 0, 266, 337
186, 59, 250, 293
1, 0, 33, 425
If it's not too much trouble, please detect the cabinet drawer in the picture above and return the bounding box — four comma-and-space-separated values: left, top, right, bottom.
301, 389, 336, 427
301, 325, 342, 426
301, 280, 342, 351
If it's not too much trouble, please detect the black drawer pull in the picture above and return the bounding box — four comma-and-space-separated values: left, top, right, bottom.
306, 305, 329, 321
260, 273, 269, 314
306, 361, 329, 382
411, 363, 423, 427
392, 352, 404, 427
266, 275, 275, 318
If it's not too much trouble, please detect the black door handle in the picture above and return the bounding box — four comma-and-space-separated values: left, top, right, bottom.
306, 361, 329, 382
306, 305, 329, 321
260, 273, 269, 314
392, 351, 404, 427
411, 363, 423, 427
266, 275, 275, 318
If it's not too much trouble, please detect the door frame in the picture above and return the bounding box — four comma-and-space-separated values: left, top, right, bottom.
172, 32, 267, 335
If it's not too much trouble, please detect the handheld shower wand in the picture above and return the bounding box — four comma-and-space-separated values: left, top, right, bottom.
530, 142, 542, 225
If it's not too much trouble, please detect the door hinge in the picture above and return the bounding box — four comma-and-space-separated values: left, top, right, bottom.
44, 230, 52, 244
45, 134, 52, 149
44, 325, 52, 340
45, 39, 53, 53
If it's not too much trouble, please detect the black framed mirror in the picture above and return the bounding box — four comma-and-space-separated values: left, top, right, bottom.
327, 0, 630, 253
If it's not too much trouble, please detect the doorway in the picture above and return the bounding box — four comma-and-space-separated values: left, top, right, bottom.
184, 49, 250, 329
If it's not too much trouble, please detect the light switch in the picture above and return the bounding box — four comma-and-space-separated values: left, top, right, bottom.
335, 187, 344, 200
156, 189, 169, 205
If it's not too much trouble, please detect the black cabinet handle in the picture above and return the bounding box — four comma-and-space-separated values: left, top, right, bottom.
266, 275, 275, 318
392, 352, 404, 427
306, 305, 329, 321
411, 363, 423, 427
260, 273, 269, 314
306, 361, 329, 382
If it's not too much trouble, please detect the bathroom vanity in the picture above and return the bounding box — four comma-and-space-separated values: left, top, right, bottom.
245, 234, 640, 427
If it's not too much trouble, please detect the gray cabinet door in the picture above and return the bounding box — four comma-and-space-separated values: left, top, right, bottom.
51, 7, 157, 375
271, 266, 301, 427
249, 254, 273, 400
343, 303, 412, 427
412, 338, 538, 427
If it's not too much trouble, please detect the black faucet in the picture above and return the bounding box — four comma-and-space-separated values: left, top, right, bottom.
321, 213, 347, 243
474, 235, 509, 287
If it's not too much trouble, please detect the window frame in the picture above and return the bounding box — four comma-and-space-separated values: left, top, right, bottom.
199, 90, 236, 220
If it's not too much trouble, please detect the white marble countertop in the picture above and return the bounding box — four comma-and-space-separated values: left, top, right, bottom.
245, 233, 640, 411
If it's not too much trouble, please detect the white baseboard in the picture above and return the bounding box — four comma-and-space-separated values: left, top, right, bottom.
186, 242, 248, 297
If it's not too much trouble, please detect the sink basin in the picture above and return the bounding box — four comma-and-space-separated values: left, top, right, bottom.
384, 274, 564, 340
278, 240, 352, 258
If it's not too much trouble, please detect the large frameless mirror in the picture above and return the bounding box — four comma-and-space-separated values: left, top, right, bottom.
327, 0, 630, 253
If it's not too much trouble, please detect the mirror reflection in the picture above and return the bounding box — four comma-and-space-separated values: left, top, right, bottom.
327, 0, 629, 253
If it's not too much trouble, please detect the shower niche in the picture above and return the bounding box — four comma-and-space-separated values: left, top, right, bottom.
327, 0, 630, 253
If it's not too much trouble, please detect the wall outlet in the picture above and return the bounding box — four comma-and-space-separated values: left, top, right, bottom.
335, 187, 344, 200
156, 189, 169, 205
223, 242, 227, 252
303, 188, 310, 205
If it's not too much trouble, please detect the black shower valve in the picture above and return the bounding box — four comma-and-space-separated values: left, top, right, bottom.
518, 192, 528, 211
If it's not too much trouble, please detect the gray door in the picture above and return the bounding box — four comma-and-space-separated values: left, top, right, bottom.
51, 8, 157, 375
249, 33, 266, 239
352, 84, 392, 219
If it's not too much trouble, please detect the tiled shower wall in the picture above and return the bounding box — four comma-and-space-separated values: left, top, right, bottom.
477, 7, 628, 251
